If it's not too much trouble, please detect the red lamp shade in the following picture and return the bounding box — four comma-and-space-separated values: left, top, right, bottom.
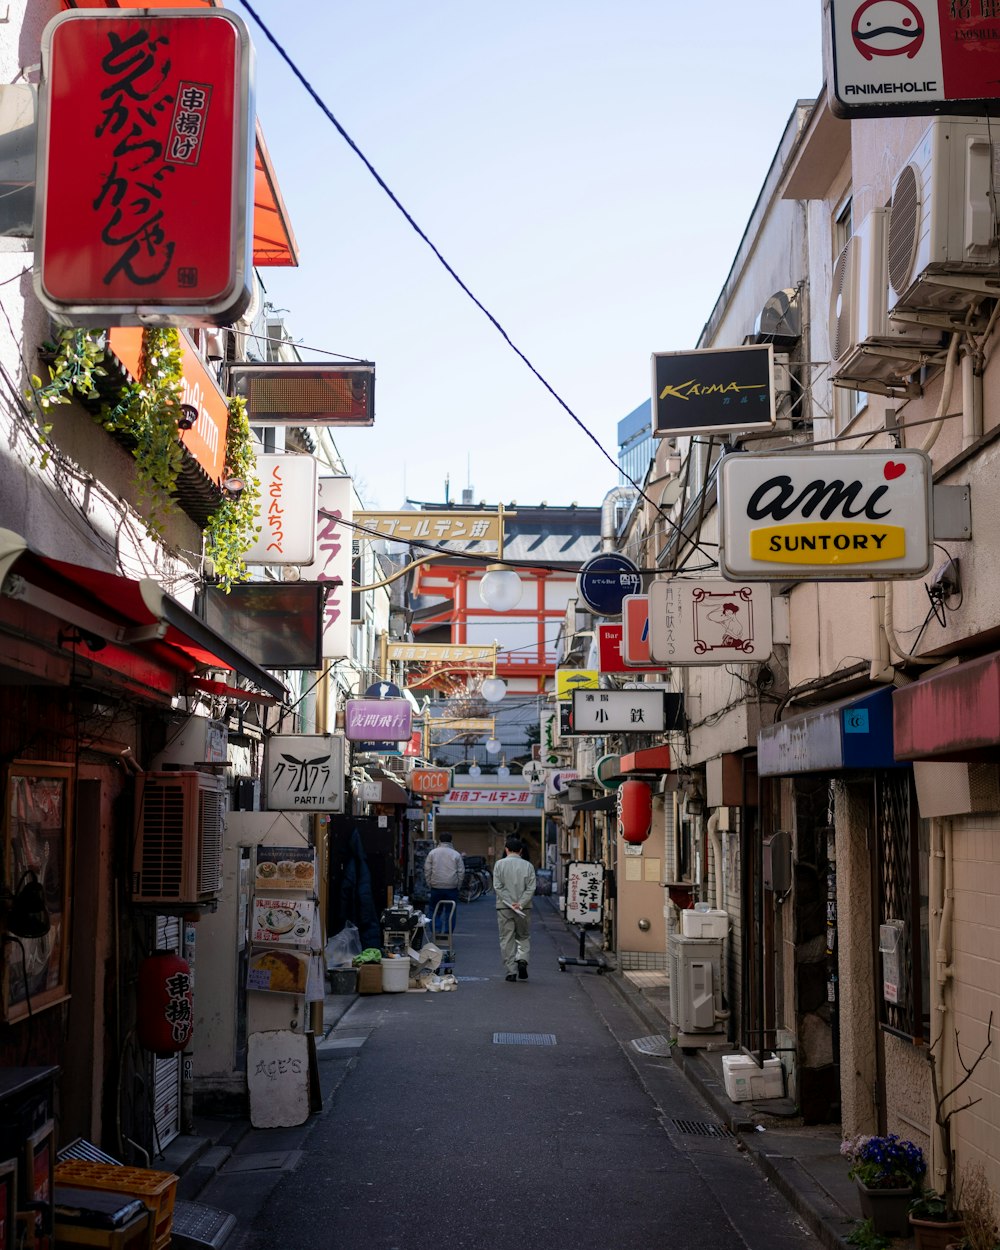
137, 951, 194, 1057
618, 779, 652, 844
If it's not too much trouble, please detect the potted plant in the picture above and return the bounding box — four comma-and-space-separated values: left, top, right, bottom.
912, 1011, 995, 1249
947, 1163, 999, 1250
910, 1190, 965, 1250
842, 1132, 927, 1236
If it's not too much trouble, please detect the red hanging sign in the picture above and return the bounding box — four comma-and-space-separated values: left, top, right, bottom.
36, 9, 254, 325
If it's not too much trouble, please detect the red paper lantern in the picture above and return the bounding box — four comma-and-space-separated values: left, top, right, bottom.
618, 779, 652, 844
137, 951, 194, 1057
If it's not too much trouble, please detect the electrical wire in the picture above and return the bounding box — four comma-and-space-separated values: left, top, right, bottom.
233, 0, 718, 565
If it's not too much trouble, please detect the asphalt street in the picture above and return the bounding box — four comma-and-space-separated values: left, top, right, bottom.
196, 897, 821, 1250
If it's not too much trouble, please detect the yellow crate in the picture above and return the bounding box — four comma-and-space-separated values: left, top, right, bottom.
54, 1162, 177, 1246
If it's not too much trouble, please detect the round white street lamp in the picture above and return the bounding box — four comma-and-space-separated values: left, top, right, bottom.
478, 566, 523, 611
485, 737, 501, 754
480, 676, 507, 703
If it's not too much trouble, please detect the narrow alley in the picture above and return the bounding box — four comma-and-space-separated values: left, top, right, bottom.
189, 899, 817, 1250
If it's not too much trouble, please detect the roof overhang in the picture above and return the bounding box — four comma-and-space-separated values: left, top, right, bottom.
758, 687, 902, 777
619, 745, 672, 775
893, 653, 1000, 762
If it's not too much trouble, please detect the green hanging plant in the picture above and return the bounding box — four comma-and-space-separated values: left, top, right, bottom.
204, 394, 261, 592
25, 327, 109, 466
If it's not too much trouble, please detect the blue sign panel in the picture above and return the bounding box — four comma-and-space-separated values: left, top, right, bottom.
577, 554, 642, 617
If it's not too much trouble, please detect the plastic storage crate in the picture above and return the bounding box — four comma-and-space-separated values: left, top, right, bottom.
55, 1161, 177, 1250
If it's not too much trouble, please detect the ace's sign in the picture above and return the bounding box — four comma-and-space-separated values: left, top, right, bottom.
719, 450, 933, 581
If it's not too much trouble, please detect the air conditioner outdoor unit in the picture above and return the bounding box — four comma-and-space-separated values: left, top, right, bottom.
150, 717, 228, 772
133, 771, 226, 904
888, 118, 1000, 321
668, 934, 725, 1047
830, 208, 942, 392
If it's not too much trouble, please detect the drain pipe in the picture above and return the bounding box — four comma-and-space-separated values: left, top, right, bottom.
600, 486, 638, 552
706, 809, 724, 911
930, 816, 956, 1194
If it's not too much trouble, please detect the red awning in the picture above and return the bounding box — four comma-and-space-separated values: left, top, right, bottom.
60, 0, 298, 268
0, 531, 285, 700
618, 745, 672, 774
893, 652, 1000, 761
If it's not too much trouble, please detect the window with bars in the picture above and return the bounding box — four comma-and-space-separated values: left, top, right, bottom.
874, 770, 930, 1042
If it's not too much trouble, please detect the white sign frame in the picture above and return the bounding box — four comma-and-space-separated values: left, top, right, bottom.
648, 579, 773, 665
718, 450, 933, 581
570, 689, 668, 734
301, 476, 353, 658
565, 861, 605, 926
265, 733, 345, 811
243, 455, 319, 566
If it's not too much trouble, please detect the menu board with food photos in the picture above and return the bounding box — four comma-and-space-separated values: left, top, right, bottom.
252, 897, 317, 948
247, 949, 310, 996
255, 846, 316, 892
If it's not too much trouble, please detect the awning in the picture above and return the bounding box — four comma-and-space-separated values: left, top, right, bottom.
571, 795, 617, 812
370, 778, 409, 806
893, 652, 1000, 761
0, 531, 286, 701
60, 0, 298, 268
758, 687, 903, 777
619, 745, 671, 774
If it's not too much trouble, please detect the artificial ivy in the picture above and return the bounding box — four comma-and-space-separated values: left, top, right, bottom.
204, 394, 261, 592
29, 326, 261, 589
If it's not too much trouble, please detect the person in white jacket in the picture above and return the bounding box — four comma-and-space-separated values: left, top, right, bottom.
493, 835, 536, 981
423, 832, 465, 933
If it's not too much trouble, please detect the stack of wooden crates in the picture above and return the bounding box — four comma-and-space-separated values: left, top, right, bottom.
54, 1160, 177, 1250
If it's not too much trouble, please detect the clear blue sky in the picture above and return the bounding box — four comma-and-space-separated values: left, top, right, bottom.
236, 1, 823, 509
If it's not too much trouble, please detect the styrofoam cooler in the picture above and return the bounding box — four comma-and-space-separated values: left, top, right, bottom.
381, 956, 410, 992
722, 1054, 784, 1102
681, 908, 728, 939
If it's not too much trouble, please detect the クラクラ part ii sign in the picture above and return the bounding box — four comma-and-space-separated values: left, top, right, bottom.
718, 450, 933, 581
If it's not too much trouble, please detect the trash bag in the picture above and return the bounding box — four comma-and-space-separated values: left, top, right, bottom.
325, 922, 362, 970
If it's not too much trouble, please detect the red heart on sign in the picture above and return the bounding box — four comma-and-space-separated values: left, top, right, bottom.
883, 461, 906, 480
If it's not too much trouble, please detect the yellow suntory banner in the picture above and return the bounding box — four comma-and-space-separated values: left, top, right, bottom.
749, 523, 907, 565
719, 450, 933, 581
355, 511, 502, 546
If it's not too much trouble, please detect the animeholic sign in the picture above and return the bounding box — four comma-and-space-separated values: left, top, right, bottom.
718, 450, 933, 581
827, 0, 1000, 119
652, 345, 776, 439
36, 9, 255, 326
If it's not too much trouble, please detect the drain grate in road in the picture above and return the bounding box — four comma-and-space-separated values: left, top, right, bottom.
630, 1034, 673, 1057
493, 1032, 557, 1046
672, 1118, 733, 1138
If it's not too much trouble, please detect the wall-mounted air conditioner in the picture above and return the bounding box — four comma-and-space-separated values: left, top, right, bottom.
888, 118, 1000, 321
830, 208, 941, 392
133, 771, 226, 904
150, 717, 228, 772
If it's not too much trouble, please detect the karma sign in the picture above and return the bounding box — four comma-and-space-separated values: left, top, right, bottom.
718, 450, 933, 580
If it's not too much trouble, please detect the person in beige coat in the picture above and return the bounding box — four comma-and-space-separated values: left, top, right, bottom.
493, 835, 536, 981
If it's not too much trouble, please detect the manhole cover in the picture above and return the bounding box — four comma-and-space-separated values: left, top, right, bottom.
631, 1035, 673, 1056
672, 1119, 732, 1138
492, 1032, 557, 1046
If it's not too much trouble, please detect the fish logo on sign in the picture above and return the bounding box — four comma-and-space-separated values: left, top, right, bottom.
851, 0, 925, 60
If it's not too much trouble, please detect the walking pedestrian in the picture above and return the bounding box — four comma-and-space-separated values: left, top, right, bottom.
493, 835, 536, 981
422, 832, 465, 934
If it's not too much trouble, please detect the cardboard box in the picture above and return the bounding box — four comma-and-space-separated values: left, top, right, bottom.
356, 963, 382, 994
722, 1054, 783, 1102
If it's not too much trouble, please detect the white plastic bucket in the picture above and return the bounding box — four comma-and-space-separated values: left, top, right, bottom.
381, 956, 410, 992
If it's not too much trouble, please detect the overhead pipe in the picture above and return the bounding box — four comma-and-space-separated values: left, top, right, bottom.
600, 486, 638, 552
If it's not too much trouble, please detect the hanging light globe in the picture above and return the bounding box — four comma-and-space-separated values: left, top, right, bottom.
497, 764, 511, 780
480, 676, 507, 704
468, 762, 482, 779
485, 737, 501, 754
478, 565, 523, 611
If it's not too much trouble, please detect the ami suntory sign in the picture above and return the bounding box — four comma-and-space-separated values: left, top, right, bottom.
718, 450, 933, 581
36, 9, 254, 325
827, 0, 1000, 118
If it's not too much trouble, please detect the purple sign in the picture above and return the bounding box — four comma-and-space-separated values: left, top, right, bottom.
344, 698, 412, 742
